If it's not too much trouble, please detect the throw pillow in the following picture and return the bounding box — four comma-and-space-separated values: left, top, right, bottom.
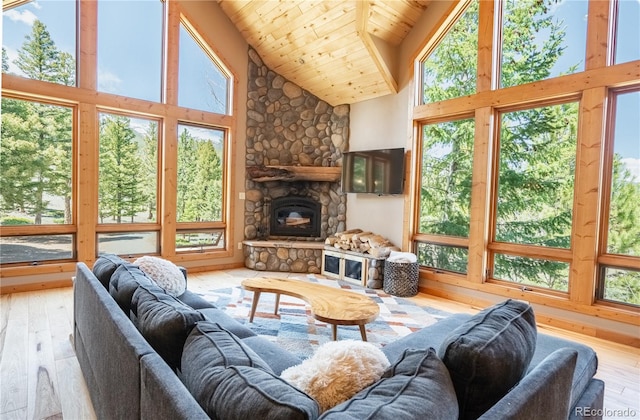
181, 322, 319, 420
92, 253, 127, 289
281, 340, 390, 413
109, 263, 155, 314
320, 348, 458, 419
134, 256, 186, 297
438, 299, 537, 420
132, 285, 205, 371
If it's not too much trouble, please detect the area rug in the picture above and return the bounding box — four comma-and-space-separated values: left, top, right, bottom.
195, 274, 451, 359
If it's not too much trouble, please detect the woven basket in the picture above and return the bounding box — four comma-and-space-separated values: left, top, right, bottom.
383, 261, 419, 297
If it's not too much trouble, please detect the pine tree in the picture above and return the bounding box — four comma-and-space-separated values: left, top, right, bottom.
176, 128, 199, 222
192, 140, 223, 221
140, 124, 158, 220
2, 47, 9, 72
98, 116, 147, 223
1, 21, 73, 224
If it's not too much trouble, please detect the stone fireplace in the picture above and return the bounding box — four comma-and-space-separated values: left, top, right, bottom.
242, 47, 349, 272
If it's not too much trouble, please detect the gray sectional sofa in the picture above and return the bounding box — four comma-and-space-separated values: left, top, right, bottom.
73, 255, 605, 419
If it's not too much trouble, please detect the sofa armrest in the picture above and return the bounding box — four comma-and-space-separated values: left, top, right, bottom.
140, 353, 208, 420
478, 348, 578, 420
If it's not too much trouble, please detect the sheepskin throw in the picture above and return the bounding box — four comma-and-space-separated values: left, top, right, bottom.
134, 256, 186, 297
281, 340, 390, 412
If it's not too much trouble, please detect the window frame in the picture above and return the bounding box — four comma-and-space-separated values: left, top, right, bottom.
175, 120, 229, 229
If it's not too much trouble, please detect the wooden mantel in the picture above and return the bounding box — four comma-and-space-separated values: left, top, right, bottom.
247, 165, 342, 182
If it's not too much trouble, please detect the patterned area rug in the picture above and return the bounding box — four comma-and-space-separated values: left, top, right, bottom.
196, 274, 451, 359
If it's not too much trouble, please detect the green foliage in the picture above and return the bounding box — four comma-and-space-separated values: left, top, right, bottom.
602, 268, 640, 305
608, 158, 640, 256
15, 20, 75, 86
2, 47, 8, 72
177, 128, 223, 222
418, 0, 640, 305
420, 118, 474, 238
140, 124, 159, 221
98, 115, 148, 223
422, 0, 478, 103
0, 216, 32, 225
0, 21, 74, 225
501, 0, 572, 87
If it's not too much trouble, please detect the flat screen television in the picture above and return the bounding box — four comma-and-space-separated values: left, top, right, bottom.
341, 148, 405, 194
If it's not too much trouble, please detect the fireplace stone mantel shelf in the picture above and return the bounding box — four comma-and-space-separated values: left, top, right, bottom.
247, 165, 341, 182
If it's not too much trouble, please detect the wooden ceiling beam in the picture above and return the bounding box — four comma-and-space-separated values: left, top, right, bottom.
356, 1, 398, 96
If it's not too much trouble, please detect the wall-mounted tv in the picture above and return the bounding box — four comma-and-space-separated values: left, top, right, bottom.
341, 148, 405, 195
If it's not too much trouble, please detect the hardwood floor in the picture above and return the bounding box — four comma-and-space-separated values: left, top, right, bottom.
1, 268, 638, 419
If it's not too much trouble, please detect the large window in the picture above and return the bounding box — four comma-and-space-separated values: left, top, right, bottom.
177, 124, 225, 223
98, 113, 158, 224
176, 123, 226, 252
598, 89, 640, 306
0, 97, 74, 264
2, 0, 235, 269
412, 0, 640, 323
417, 117, 475, 273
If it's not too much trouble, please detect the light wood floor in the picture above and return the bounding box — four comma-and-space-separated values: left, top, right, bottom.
1, 268, 638, 420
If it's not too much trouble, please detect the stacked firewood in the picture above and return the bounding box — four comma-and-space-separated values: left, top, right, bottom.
324, 229, 400, 258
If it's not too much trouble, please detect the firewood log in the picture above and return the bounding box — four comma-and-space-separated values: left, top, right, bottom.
366, 234, 387, 248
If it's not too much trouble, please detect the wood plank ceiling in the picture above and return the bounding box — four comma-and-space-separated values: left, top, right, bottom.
217, 0, 431, 106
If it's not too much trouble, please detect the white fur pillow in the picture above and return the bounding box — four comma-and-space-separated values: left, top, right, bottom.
134, 256, 186, 297
281, 340, 389, 412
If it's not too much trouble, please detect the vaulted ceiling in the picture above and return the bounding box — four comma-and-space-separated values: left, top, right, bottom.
217, 0, 432, 106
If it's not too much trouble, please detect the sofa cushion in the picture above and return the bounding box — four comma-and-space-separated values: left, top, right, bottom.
177, 290, 216, 310
319, 348, 458, 419
181, 321, 272, 373
438, 299, 537, 420
197, 308, 256, 339
134, 256, 186, 297
109, 263, 155, 314
181, 322, 319, 420
92, 253, 127, 289
132, 285, 205, 371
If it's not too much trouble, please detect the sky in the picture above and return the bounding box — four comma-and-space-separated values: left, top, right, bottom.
1, 0, 638, 179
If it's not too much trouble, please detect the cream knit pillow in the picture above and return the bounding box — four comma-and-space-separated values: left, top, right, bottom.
133, 256, 186, 297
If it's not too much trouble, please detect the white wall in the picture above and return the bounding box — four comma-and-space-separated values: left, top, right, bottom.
346, 1, 453, 249
346, 86, 412, 248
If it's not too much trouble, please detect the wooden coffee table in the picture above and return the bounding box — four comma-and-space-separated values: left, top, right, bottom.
241, 277, 380, 341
